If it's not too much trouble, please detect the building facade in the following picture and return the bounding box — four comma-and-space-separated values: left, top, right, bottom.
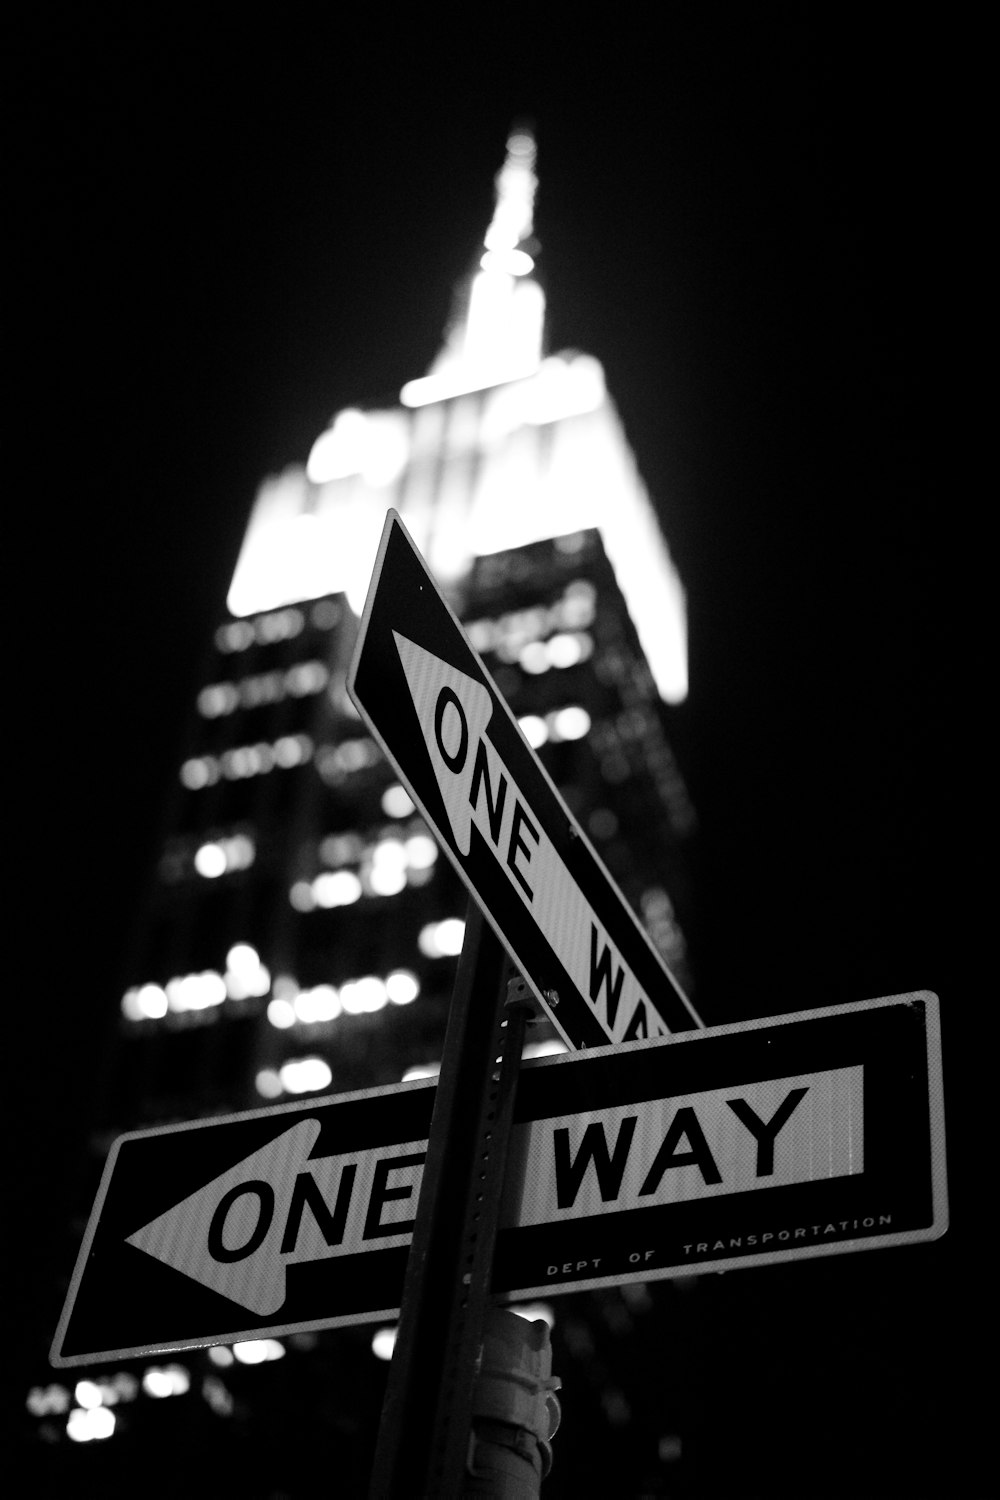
33, 129, 701, 1496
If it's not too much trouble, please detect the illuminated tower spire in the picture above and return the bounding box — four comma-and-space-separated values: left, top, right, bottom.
228, 127, 688, 703
402, 126, 545, 407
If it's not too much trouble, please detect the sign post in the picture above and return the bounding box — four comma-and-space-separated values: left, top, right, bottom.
367, 904, 522, 1499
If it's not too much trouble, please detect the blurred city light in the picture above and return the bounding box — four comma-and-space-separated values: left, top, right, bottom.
294, 984, 341, 1023
26, 1384, 71, 1416
233, 1339, 284, 1365
141, 1365, 190, 1399
371, 1326, 398, 1361
266, 998, 296, 1029
66, 1406, 115, 1442
386, 969, 419, 1005
279, 1057, 333, 1094
340, 976, 387, 1014
518, 714, 548, 749
255, 1068, 282, 1098
418, 917, 465, 958
381, 783, 415, 818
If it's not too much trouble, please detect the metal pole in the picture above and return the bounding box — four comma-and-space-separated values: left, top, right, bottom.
369, 900, 521, 1498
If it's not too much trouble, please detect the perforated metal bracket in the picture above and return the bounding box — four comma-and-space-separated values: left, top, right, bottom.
505, 974, 550, 1022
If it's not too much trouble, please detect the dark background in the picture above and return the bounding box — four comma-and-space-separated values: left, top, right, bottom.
9, 8, 982, 1495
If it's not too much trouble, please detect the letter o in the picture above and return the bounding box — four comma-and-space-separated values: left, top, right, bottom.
434, 687, 468, 773
779, 1230, 789, 1241
629, 1251, 640, 1264
207, 1180, 275, 1263
863, 1216, 874, 1228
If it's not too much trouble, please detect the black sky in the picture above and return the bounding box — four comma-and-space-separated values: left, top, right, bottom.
10, 9, 983, 1492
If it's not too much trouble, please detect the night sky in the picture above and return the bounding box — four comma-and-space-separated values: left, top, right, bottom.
11, 11, 982, 1495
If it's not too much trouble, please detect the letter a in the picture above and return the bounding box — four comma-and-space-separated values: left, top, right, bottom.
638, 1106, 722, 1192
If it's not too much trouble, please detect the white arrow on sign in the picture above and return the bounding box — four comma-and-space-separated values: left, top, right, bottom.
126, 1120, 427, 1315
393, 630, 672, 1044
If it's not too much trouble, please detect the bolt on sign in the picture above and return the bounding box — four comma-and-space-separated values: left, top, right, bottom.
346, 509, 703, 1051
51, 994, 946, 1366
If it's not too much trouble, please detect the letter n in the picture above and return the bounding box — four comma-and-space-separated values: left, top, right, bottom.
280, 1165, 357, 1254
469, 738, 507, 845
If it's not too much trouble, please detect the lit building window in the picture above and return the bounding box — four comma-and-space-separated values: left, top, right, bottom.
371, 1327, 398, 1361
166, 971, 227, 1013
267, 997, 296, 1029
121, 983, 168, 1021
518, 640, 550, 675
272, 734, 312, 769
381, 783, 416, 818
232, 1338, 285, 1364
74, 1379, 103, 1409
279, 1057, 333, 1094
340, 976, 387, 1014
214, 620, 255, 654
180, 734, 314, 791
294, 985, 341, 1024
418, 917, 466, 958
403, 833, 437, 869
26, 1384, 71, 1417
386, 969, 419, 1005
193, 842, 227, 879
310, 598, 341, 630
197, 682, 240, 717
289, 880, 316, 912
547, 631, 592, 668
312, 869, 363, 908
518, 714, 548, 748
66, 1406, 116, 1441
365, 838, 408, 897
225, 943, 270, 999
255, 1068, 282, 1098
548, 705, 591, 742
141, 1364, 190, 1399
180, 757, 219, 790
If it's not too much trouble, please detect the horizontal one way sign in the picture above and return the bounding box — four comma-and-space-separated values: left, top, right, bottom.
347, 509, 703, 1051
52, 993, 946, 1366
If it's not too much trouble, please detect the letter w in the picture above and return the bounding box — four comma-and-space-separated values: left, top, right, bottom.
589, 925, 625, 1031
553, 1116, 638, 1210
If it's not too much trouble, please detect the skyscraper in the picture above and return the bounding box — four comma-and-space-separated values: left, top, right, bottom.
34, 128, 700, 1495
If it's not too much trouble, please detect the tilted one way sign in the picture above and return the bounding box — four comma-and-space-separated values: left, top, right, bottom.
347, 509, 702, 1051
52, 993, 946, 1366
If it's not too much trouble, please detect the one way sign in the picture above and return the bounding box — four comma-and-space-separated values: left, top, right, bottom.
50, 993, 946, 1367
347, 510, 703, 1050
